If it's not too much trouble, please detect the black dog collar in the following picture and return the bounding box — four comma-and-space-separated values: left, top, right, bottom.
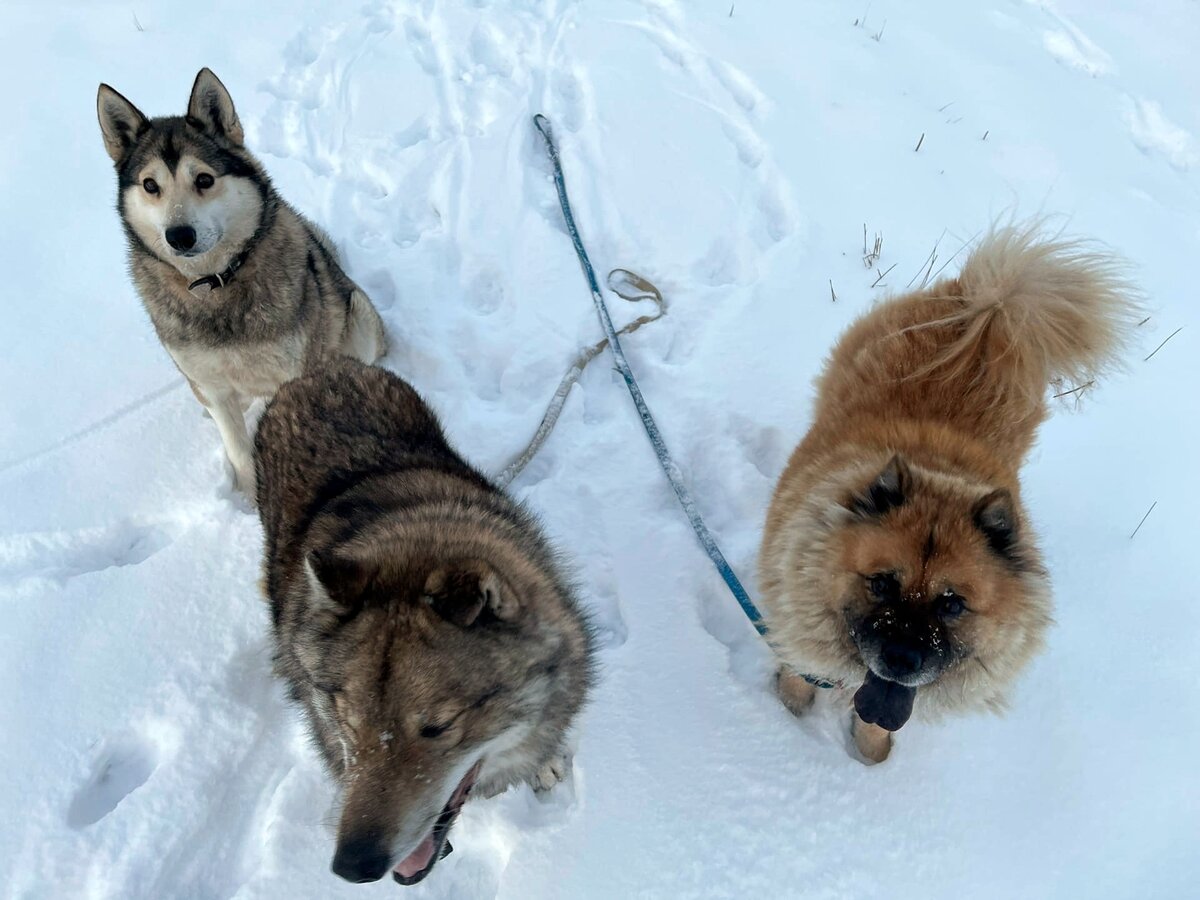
188, 251, 248, 295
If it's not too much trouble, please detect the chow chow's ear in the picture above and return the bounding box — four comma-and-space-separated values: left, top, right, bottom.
973, 489, 1020, 563
306, 547, 374, 615
187, 68, 243, 145
847, 454, 911, 518
423, 562, 520, 627
97, 84, 149, 163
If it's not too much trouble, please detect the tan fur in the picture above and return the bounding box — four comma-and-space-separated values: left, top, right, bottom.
759, 223, 1140, 761
851, 716, 892, 765
775, 669, 817, 717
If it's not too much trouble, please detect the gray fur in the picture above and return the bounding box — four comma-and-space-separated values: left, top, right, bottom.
254, 359, 594, 885
97, 69, 387, 496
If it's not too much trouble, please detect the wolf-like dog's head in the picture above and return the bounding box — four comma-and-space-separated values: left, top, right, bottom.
767, 454, 1051, 729
97, 69, 267, 277
297, 547, 585, 885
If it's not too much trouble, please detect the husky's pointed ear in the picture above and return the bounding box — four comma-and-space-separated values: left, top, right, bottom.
974, 489, 1021, 564
306, 547, 374, 614
187, 68, 243, 145
423, 562, 520, 628
847, 454, 911, 518
97, 84, 148, 163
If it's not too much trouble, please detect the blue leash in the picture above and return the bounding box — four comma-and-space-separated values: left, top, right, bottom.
533, 114, 769, 639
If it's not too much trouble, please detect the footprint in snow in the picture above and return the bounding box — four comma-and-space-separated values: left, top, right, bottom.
585, 567, 629, 651
757, 170, 799, 244
1124, 96, 1199, 172
723, 117, 766, 169
66, 733, 160, 829
728, 413, 789, 482
404, 17, 442, 77
550, 67, 590, 134
1033, 3, 1112, 78
463, 264, 508, 315
707, 58, 765, 115
0, 521, 172, 588
696, 580, 774, 689
469, 22, 517, 80
693, 234, 757, 288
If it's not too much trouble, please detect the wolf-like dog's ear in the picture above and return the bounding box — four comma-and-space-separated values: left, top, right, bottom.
847, 454, 911, 518
187, 68, 244, 145
973, 489, 1021, 563
97, 84, 149, 163
307, 548, 374, 614
423, 562, 520, 628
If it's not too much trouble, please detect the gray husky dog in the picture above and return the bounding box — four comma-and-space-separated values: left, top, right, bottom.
254, 359, 594, 886
97, 68, 387, 498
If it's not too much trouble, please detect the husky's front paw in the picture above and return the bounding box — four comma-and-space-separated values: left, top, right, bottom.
473, 775, 510, 800
530, 754, 571, 793
232, 465, 257, 505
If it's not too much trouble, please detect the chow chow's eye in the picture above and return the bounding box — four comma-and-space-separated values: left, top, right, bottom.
419, 722, 449, 739
195, 173, 214, 190
867, 572, 900, 602
938, 592, 966, 618
142, 177, 159, 194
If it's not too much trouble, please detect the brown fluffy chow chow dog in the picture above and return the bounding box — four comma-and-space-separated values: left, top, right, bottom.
758, 225, 1139, 763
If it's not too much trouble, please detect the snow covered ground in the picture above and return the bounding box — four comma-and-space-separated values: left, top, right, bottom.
2, 0, 1198, 897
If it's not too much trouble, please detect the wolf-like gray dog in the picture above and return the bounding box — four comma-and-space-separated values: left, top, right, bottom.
254, 359, 594, 886
97, 69, 386, 498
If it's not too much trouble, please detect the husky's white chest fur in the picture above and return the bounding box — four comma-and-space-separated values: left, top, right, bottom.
168, 331, 308, 405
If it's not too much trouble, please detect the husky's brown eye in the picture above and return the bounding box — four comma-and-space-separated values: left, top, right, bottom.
195, 173, 214, 190
419, 722, 449, 739
867, 572, 900, 602
142, 177, 159, 194
938, 592, 966, 618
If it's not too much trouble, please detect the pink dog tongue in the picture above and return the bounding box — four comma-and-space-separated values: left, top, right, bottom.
392, 761, 482, 882
394, 835, 437, 880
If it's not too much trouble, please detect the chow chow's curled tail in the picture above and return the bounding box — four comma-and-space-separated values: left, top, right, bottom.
919, 224, 1142, 403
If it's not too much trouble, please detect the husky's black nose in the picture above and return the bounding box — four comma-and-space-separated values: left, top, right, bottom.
165, 225, 197, 252
880, 641, 925, 679
331, 837, 391, 884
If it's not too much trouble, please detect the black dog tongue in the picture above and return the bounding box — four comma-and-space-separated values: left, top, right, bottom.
853, 671, 916, 732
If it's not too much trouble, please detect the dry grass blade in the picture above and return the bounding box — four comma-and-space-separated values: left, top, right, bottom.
863, 229, 883, 268
906, 230, 946, 289
1144, 326, 1182, 362
1130, 501, 1157, 540
928, 230, 980, 282
1052, 380, 1094, 399
871, 263, 897, 288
